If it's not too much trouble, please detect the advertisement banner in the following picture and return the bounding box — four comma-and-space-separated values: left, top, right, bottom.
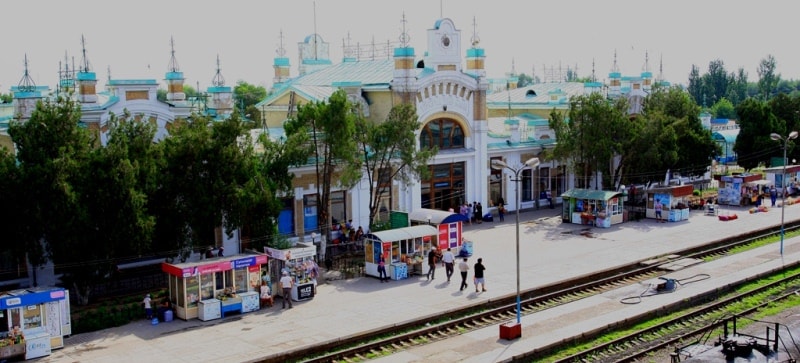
296, 283, 314, 300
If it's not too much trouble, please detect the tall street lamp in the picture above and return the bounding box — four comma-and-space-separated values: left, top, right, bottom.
770, 131, 798, 256
491, 157, 540, 339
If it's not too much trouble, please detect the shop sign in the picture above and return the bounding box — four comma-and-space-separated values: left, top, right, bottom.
296, 284, 314, 300
3, 297, 21, 307
231, 256, 256, 269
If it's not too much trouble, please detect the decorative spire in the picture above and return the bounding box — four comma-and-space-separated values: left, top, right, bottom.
611, 49, 619, 73
399, 12, 410, 47
18, 54, 36, 92
79, 34, 92, 73
344, 32, 354, 58
107, 65, 112, 82
511, 58, 516, 75
470, 16, 480, 47
591, 58, 597, 82
658, 54, 664, 81
167, 36, 180, 72
276, 29, 287, 58
643, 50, 650, 72
212, 55, 225, 87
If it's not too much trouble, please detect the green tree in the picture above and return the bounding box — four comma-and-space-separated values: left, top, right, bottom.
355, 104, 436, 228
549, 93, 630, 189
687, 65, 703, 106
757, 54, 780, 101
702, 59, 730, 106
233, 81, 267, 113
643, 87, 717, 178
734, 98, 781, 170
8, 97, 95, 298
154, 114, 260, 257
0, 92, 11, 104
60, 113, 160, 304
726, 68, 748, 107
711, 98, 737, 119
284, 89, 361, 255
517, 73, 533, 87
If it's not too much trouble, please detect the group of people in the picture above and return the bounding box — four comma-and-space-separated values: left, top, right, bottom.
425, 247, 487, 293
747, 185, 780, 208
142, 293, 174, 321
459, 202, 485, 225
332, 220, 365, 246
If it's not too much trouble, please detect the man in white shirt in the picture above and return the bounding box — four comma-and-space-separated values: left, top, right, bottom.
279, 271, 294, 309
458, 258, 470, 291
442, 248, 456, 282
142, 293, 152, 319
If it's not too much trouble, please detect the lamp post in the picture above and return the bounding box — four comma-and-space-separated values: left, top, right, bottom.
770, 131, 798, 256
491, 157, 540, 335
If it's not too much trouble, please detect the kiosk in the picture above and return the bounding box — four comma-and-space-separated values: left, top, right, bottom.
716, 174, 764, 206
560, 189, 624, 228
646, 185, 694, 221
363, 225, 439, 279
0, 287, 71, 361
265, 243, 317, 302
408, 208, 468, 252
161, 252, 268, 320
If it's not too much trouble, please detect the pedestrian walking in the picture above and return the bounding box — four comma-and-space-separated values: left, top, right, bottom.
442, 248, 455, 282
476, 202, 483, 224
142, 293, 153, 319
498, 203, 505, 222
279, 270, 294, 309
426, 247, 438, 280
458, 257, 470, 291
474, 258, 487, 292
377, 256, 389, 282
770, 185, 778, 207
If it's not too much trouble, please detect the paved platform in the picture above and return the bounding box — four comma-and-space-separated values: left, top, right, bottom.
40, 204, 800, 363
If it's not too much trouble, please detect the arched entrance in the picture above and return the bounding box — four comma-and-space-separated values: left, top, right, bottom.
420, 118, 466, 211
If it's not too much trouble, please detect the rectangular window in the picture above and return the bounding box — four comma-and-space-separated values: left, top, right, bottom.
522, 169, 532, 202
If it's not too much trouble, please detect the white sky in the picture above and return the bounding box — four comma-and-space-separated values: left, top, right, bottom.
2, 0, 796, 93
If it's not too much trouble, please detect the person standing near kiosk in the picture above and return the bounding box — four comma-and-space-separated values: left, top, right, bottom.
279, 271, 293, 309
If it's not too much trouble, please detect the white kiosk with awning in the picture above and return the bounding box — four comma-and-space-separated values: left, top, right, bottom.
407, 208, 469, 252
363, 225, 438, 280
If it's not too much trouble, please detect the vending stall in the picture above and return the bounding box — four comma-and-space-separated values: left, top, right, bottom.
0, 287, 71, 361
161, 252, 267, 321
265, 243, 318, 302
560, 189, 624, 228
408, 208, 468, 252
716, 174, 764, 206
363, 225, 439, 279
646, 185, 694, 221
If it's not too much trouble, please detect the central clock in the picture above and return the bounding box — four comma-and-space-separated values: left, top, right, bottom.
441, 35, 451, 48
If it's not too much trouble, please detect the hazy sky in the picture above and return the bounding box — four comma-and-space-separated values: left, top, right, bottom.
2, 0, 796, 93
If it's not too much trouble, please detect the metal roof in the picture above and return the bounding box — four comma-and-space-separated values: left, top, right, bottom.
408, 208, 469, 224
291, 59, 396, 87
561, 189, 622, 201
486, 82, 586, 106
364, 225, 438, 243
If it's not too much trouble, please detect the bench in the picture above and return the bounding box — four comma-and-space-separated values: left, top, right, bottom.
220, 297, 242, 317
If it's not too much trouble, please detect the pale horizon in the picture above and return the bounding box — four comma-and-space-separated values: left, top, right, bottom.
2, 0, 795, 95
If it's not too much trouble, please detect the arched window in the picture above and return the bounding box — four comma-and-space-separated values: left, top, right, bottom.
420, 119, 465, 150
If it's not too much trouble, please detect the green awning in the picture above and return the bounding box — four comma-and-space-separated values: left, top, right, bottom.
560, 189, 622, 201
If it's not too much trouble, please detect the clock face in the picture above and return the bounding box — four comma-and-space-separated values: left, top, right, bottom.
441, 35, 451, 48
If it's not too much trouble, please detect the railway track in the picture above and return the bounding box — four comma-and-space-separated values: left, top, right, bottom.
544, 267, 800, 363
256, 220, 800, 363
